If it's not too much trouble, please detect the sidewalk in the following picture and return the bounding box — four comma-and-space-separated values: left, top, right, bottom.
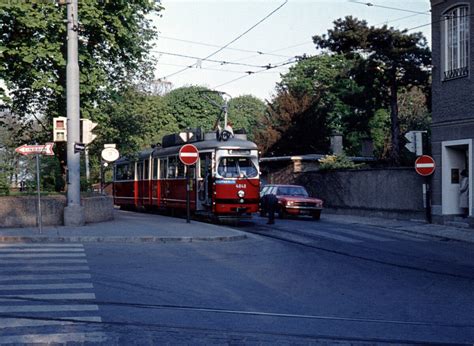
0, 210, 246, 243
0, 210, 473, 244
322, 213, 474, 244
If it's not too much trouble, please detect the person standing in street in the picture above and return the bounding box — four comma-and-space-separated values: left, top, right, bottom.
266, 193, 278, 225
459, 169, 469, 217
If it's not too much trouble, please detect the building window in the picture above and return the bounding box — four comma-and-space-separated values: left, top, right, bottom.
443, 5, 469, 80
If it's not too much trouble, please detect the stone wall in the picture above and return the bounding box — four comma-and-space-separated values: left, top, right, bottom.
264, 166, 427, 220
0, 195, 114, 228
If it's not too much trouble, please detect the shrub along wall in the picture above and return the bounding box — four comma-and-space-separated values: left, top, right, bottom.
0, 195, 114, 228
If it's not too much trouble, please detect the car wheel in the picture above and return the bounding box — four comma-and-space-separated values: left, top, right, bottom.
312, 210, 321, 220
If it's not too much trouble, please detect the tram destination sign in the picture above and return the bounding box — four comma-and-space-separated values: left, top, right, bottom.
179, 144, 199, 165
15, 143, 55, 156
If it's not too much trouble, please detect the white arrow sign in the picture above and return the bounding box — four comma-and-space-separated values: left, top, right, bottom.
15, 143, 55, 156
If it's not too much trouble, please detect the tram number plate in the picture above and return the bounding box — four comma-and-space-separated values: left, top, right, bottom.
236, 184, 246, 189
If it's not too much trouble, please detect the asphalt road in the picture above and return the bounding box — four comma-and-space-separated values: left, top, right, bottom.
0, 215, 473, 344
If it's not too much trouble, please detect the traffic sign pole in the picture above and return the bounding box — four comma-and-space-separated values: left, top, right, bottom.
35, 153, 42, 234
186, 166, 191, 223
423, 177, 432, 224
415, 155, 435, 223
179, 143, 199, 223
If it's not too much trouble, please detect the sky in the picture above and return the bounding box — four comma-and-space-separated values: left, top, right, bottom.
150, 0, 431, 101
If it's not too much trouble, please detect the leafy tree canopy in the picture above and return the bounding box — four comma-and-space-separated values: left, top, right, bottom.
313, 16, 431, 164
163, 86, 223, 132
0, 1, 161, 142
228, 95, 267, 141
263, 54, 371, 156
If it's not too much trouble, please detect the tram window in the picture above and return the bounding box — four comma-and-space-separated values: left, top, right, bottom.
177, 160, 185, 178
217, 157, 258, 178
200, 153, 211, 179
168, 156, 178, 178
137, 162, 144, 180
153, 158, 159, 179
186, 165, 196, 179
159, 158, 167, 179
144, 159, 150, 180
115, 163, 133, 181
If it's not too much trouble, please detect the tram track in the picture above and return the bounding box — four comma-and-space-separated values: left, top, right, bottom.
0, 299, 472, 345
233, 222, 474, 281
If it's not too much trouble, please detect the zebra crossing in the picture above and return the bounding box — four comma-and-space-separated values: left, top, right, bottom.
293, 226, 431, 244
0, 243, 107, 344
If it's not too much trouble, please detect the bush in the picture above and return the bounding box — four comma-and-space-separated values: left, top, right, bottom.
0, 172, 10, 196
318, 154, 361, 171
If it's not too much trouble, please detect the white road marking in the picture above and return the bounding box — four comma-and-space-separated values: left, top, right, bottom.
0, 243, 105, 343
0, 248, 85, 253
309, 230, 362, 243
1, 253, 86, 258
334, 228, 396, 242
0, 332, 108, 344
0, 293, 96, 302
0, 244, 83, 248
0, 304, 99, 313
0, 259, 88, 264
0, 283, 93, 290
0, 273, 91, 281
0, 266, 90, 272
0, 316, 102, 329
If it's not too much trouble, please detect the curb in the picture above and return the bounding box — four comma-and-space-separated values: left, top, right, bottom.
0, 234, 247, 244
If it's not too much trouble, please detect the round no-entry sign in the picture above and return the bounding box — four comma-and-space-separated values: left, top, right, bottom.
415, 155, 435, 176
179, 144, 199, 165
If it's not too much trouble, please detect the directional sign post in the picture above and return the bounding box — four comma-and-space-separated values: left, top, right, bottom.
15, 143, 55, 156
179, 144, 199, 223
15, 143, 55, 234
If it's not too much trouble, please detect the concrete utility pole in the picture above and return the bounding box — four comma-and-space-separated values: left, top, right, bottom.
64, 0, 85, 226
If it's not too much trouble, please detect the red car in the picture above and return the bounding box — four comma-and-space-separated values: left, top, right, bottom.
260, 184, 323, 220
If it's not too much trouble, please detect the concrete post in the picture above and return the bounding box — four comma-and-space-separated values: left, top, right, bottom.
330, 133, 343, 155
64, 0, 85, 226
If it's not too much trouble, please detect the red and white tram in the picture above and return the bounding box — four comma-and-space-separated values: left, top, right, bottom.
113, 130, 260, 221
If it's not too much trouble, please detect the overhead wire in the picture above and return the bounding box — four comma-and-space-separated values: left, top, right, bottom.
375, 12, 427, 27
348, 1, 431, 16
157, 62, 282, 74
156, 1, 433, 92
212, 58, 298, 89
152, 50, 270, 68
157, 35, 292, 59
159, 0, 288, 80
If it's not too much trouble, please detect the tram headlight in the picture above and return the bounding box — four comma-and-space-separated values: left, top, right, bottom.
237, 190, 245, 198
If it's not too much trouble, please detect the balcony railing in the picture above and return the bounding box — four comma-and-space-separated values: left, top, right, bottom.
443, 66, 469, 80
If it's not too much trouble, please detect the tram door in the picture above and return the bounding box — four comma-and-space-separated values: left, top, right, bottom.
197, 152, 212, 211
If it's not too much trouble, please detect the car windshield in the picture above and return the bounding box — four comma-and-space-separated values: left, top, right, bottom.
217, 157, 258, 178
277, 186, 309, 197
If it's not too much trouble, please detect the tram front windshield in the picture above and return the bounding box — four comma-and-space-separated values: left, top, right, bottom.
217, 157, 258, 178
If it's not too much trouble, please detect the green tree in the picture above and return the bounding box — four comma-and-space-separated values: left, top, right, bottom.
94, 88, 178, 158
0, 1, 161, 141
228, 95, 267, 141
313, 16, 431, 164
162, 86, 223, 132
265, 54, 368, 156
